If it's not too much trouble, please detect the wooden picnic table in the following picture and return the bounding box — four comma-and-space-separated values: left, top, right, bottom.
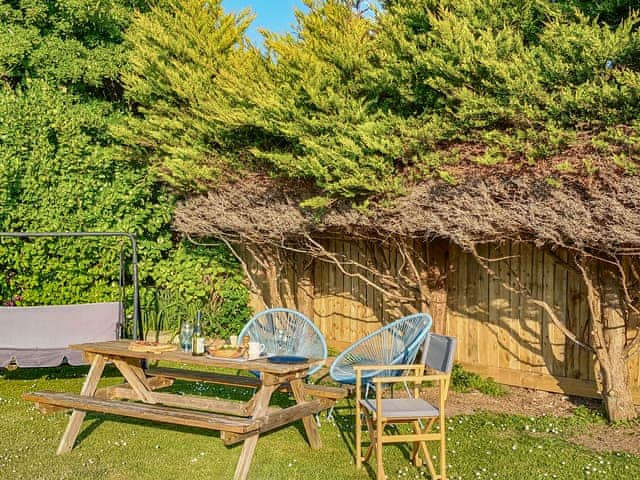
22, 340, 346, 480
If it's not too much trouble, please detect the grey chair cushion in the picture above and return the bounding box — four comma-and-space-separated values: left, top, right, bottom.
421, 333, 457, 373
360, 398, 439, 419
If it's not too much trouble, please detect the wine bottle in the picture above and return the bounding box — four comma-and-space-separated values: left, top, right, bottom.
192, 310, 206, 356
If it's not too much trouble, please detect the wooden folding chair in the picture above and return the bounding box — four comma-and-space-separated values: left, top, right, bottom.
354, 333, 457, 480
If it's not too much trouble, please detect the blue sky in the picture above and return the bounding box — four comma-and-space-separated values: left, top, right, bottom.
222, 0, 306, 45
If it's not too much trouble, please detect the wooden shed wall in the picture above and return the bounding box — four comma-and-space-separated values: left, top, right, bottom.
243, 238, 640, 402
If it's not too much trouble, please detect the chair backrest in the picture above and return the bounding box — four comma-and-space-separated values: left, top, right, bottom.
238, 308, 327, 376
329, 313, 432, 385
420, 333, 457, 374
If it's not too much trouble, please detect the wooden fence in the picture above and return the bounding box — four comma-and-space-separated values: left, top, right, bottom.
243, 238, 640, 403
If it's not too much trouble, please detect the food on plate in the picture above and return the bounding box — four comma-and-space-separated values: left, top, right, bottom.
128, 341, 178, 353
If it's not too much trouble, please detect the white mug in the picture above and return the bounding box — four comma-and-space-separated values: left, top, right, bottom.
229, 335, 238, 346
248, 341, 266, 359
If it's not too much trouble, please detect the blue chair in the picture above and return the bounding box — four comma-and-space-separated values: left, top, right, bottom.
238, 308, 327, 377
329, 313, 433, 390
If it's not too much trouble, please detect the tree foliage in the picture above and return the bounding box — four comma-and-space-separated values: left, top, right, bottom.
120, 0, 640, 202
0, 0, 252, 331
117, 0, 254, 190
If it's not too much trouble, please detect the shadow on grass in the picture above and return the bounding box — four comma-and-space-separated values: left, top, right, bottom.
75, 412, 222, 448
0, 364, 123, 380
157, 382, 313, 440
75, 409, 317, 451
331, 401, 420, 479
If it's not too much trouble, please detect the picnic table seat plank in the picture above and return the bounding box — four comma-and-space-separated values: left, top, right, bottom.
96, 384, 249, 416
95, 375, 173, 401
221, 397, 333, 445
23, 391, 261, 434
146, 367, 348, 400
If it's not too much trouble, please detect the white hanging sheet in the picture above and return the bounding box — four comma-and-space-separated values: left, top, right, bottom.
0, 302, 120, 367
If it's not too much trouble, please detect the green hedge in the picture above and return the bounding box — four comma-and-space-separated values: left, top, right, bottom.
0, 0, 252, 335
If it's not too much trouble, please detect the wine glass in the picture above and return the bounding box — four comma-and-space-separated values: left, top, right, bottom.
275, 328, 287, 354
180, 320, 193, 352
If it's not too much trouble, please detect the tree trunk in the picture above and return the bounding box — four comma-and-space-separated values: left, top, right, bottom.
295, 255, 315, 320
585, 263, 637, 421
426, 240, 449, 334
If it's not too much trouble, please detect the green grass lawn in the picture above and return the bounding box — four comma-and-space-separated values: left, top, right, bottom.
1, 365, 639, 480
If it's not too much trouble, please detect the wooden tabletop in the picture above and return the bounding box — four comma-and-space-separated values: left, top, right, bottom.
70, 340, 323, 375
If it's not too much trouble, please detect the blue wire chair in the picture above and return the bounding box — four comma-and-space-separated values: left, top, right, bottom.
238, 308, 328, 377
328, 313, 432, 420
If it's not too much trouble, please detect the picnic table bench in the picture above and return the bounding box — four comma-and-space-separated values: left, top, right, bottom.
22, 340, 346, 480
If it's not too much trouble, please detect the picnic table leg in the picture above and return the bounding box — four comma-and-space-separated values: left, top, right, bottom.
233, 383, 278, 480
112, 358, 155, 403
57, 354, 106, 454
289, 378, 322, 450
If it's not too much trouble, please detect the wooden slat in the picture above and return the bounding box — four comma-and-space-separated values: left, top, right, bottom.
94, 376, 173, 401
313, 241, 325, 337
97, 386, 249, 416
147, 368, 260, 388
541, 249, 555, 375
566, 265, 582, 379
465, 245, 479, 365
457, 363, 640, 404
530, 245, 545, 374
328, 238, 338, 346
222, 398, 332, 445
476, 244, 490, 368
70, 341, 320, 375
509, 242, 522, 371
145, 367, 347, 399
552, 251, 568, 376
519, 243, 538, 373
457, 247, 470, 365
444, 245, 459, 341
344, 239, 354, 343
495, 243, 513, 371
355, 239, 368, 341
23, 391, 261, 434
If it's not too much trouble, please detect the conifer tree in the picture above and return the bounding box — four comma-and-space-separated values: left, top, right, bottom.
208, 0, 403, 202
117, 0, 253, 190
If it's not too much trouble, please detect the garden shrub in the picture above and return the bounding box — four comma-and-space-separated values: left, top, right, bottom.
451, 363, 508, 396
0, 1, 252, 332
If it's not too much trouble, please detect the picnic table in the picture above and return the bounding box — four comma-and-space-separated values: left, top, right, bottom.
22, 340, 347, 480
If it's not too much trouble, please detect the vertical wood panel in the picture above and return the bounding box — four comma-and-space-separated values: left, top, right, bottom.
509, 242, 522, 371
327, 238, 337, 346
530, 244, 545, 373
519, 244, 538, 373
456, 247, 469, 364
566, 266, 583, 379
487, 244, 502, 371
552, 251, 568, 376
476, 244, 490, 369
495, 243, 515, 371
445, 243, 460, 347
466, 246, 480, 365
542, 249, 555, 375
